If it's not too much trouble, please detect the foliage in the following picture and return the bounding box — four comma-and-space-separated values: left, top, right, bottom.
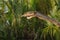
0, 0, 60, 40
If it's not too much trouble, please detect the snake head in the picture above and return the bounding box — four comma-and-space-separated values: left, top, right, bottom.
21, 11, 36, 19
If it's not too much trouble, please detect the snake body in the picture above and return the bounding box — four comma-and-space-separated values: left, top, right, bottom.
22, 11, 60, 27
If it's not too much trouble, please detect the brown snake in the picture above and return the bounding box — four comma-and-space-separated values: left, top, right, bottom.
21, 11, 60, 27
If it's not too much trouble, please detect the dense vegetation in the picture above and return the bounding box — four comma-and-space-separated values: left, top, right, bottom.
0, 0, 60, 40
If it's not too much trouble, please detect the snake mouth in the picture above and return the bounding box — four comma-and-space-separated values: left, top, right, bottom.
21, 15, 35, 19
21, 11, 35, 17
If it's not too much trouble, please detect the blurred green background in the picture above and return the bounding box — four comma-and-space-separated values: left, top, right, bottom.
0, 0, 60, 40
